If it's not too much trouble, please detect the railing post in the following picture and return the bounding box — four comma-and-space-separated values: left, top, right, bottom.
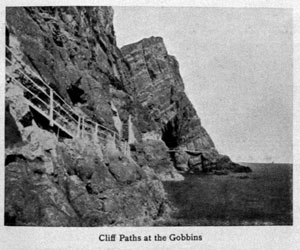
49, 89, 53, 126
77, 116, 81, 138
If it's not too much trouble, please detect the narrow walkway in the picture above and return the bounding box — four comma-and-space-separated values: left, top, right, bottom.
5, 45, 129, 155
167, 149, 204, 156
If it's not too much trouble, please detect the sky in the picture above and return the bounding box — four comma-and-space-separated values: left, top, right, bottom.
113, 7, 293, 163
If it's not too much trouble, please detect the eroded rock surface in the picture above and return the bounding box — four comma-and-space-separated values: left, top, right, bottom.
121, 36, 248, 174
5, 6, 249, 226
121, 37, 215, 151
5, 6, 171, 226
5, 107, 170, 226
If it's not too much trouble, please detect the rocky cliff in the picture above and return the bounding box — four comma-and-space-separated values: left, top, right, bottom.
121, 37, 217, 169
120, 36, 250, 174
5, 6, 250, 226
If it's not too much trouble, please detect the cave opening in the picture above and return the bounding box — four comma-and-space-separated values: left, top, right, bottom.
161, 116, 180, 149
5, 104, 22, 148
67, 79, 86, 105
161, 116, 184, 170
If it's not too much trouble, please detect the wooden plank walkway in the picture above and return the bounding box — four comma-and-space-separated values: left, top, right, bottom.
5, 45, 130, 155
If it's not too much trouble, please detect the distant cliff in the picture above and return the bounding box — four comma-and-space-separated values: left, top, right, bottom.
5, 6, 250, 226
121, 36, 215, 149
120, 36, 250, 174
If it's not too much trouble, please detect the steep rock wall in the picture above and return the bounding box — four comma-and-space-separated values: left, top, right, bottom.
5, 6, 250, 226
121, 37, 215, 151
121, 37, 251, 173
6, 7, 132, 131
5, 6, 173, 227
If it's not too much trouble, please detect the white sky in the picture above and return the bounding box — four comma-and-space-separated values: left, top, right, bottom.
113, 7, 293, 163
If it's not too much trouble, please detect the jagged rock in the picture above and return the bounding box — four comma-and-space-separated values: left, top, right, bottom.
5, 125, 57, 164
23, 125, 58, 152
5, 6, 175, 227
173, 151, 189, 171
5, 131, 172, 226
62, 138, 104, 162
188, 155, 203, 170
6, 7, 132, 132
89, 160, 117, 193
67, 175, 102, 218
141, 165, 159, 180
121, 37, 215, 151
56, 139, 117, 193
105, 134, 122, 160
108, 158, 142, 183
5, 6, 250, 227
120, 36, 246, 173
131, 139, 184, 181
5, 83, 29, 124
98, 179, 171, 226
5, 160, 79, 226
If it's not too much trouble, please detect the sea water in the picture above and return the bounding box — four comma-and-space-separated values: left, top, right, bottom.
163, 163, 292, 226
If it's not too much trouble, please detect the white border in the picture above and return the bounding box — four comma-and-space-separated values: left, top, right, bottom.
0, 1, 299, 249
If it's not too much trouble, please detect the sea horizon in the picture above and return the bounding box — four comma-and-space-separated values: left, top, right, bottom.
238, 162, 293, 165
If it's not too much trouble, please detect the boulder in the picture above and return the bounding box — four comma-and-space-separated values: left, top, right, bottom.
108, 158, 141, 183
174, 151, 189, 171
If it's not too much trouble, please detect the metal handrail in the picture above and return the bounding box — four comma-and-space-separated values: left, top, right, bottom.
8, 75, 50, 109
52, 91, 78, 118
5, 46, 127, 150
6, 45, 50, 87
6, 54, 79, 124
7, 63, 78, 126
6, 57, 50, 97
53, 103, 78, 124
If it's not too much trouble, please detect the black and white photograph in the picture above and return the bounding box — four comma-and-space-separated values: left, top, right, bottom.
1, 0, 299, 249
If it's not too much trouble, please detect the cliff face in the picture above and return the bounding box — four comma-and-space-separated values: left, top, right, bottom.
6, 7, 135, 130
121, 37, 215, 150
5, 6, 173, 227
120, 37, 237, 172
5, 7, 249, 226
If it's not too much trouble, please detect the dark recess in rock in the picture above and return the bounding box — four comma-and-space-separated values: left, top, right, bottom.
161, 116, 180, 149
5, 104, 22, 148
67, 79, 86, 105
5, 154, 26, 166
19, 111, 33, 127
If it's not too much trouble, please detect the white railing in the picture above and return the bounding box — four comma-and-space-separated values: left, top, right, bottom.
5, 45, 129, 153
